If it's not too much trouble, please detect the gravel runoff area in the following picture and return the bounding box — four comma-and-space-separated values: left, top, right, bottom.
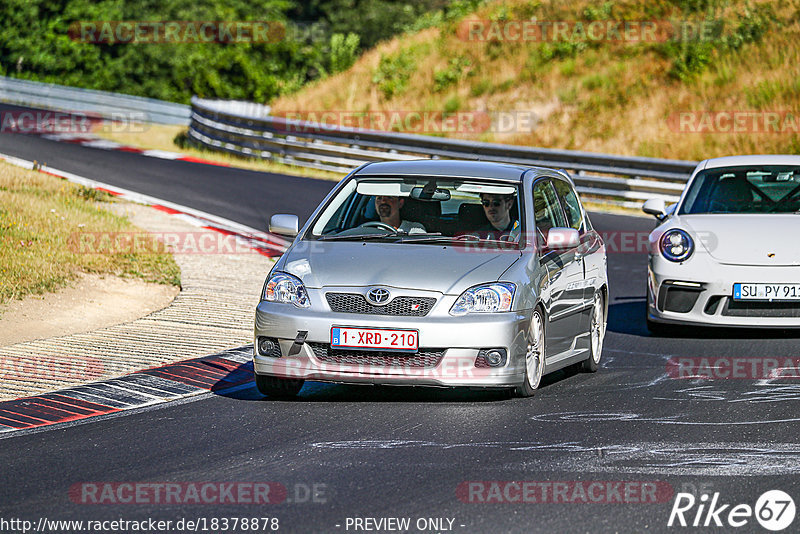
0, 201, 273, 401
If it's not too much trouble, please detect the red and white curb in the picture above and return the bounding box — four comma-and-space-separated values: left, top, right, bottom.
0, 151, 291, 257
0, 346, 256, 435
40, 132, 230, 167
0, 152, 294, 433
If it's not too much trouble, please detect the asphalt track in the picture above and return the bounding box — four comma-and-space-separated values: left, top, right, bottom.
1, 124, 799, 533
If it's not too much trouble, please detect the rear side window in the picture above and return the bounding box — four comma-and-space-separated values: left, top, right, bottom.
553, 179, 584, 232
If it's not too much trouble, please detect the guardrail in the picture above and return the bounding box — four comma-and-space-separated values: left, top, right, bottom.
189, 97, 698, 208
0, 76, 190, 125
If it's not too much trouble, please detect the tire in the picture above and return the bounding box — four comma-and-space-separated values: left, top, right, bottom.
581, 292, 606, 373
255, 373, 305, 398
515, 308, 546, 398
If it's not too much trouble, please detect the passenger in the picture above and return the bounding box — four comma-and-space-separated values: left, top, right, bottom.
369, 195, 426, 234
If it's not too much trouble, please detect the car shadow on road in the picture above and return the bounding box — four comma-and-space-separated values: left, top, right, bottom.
218, 381, 515, 403
607, 298, 650, 337
608, 298, 800, 340
214, 367, 582, 403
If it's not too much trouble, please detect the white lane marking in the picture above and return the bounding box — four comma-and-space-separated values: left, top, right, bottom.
42, 133, 91, 142
141, 149, 183, 160
81, 139, 124, 149
528, 411, 800, 425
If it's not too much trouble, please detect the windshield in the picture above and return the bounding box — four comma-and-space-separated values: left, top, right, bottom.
309, 175, 524, 246
680, 165, 800, 214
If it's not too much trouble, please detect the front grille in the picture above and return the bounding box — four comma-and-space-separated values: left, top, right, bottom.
325, 293, 436, 317
721, 298, 800, 318
309, 343, 444, 368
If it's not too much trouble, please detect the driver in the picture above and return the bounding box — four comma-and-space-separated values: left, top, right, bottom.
474, 193, 519, 239
366, 195, 426, 234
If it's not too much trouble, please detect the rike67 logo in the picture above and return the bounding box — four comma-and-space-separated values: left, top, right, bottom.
668, 490, 796, 531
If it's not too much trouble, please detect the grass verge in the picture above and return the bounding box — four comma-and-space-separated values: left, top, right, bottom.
0, 161, 180, 305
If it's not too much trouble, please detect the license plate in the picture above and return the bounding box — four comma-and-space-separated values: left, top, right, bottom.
331, 327, 418, 351
733, 283, 800, 301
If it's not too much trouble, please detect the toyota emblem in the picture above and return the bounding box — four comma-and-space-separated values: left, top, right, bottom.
366, 288, 391, 305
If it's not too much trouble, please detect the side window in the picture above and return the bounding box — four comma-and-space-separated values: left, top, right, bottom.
553, 179, 584, 232
533, 180, 566, 244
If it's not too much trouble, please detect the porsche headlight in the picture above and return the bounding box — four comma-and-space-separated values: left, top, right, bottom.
660, 229, 694, 262
450, 283, 515, 316
263, 272, 310, 308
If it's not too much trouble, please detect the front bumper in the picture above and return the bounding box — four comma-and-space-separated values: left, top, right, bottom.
648, 255, 800, 328
253, 300, 531, 388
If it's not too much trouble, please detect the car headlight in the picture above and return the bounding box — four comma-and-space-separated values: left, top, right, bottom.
450, 283, 515, 316
263, 272, 310, 308
660, 229, 694, 262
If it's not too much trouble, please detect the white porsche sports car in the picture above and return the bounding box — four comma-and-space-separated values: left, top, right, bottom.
643, 155, 800, 331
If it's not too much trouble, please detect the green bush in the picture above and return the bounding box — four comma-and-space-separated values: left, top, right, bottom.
443, 94, 461, 113
372, 51, 417, 99
470, 78, 492, 97
433, 56, 471, 92
329, 32, 360, 73
663, 40, 715, 80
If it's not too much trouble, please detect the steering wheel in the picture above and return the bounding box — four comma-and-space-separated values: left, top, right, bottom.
361, 221, 397, 232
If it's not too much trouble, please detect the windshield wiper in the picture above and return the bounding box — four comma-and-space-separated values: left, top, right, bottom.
318, 231, 406, 241
397, 234, 518, 246
392, 233, 456, 243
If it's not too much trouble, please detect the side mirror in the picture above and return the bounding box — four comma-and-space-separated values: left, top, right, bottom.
269, 214, 299, 237
546, 227, 580, 250
642, 198, 668, 220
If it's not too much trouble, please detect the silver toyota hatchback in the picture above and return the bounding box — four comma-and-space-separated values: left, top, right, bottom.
254, 160, 608, 397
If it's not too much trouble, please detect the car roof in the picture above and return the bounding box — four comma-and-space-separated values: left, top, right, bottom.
701, 154, 800, 170
353, 159, 565, 183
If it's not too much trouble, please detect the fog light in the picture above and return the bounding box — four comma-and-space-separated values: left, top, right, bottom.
476, 348, 507, 368
257, 337, 280, 357
486, 350, 504, 366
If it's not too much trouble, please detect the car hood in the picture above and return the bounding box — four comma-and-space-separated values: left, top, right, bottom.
278, 241, 521, 294
680, 214, 800, 266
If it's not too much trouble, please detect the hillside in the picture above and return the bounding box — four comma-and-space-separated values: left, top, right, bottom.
271, 0, 800, 161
